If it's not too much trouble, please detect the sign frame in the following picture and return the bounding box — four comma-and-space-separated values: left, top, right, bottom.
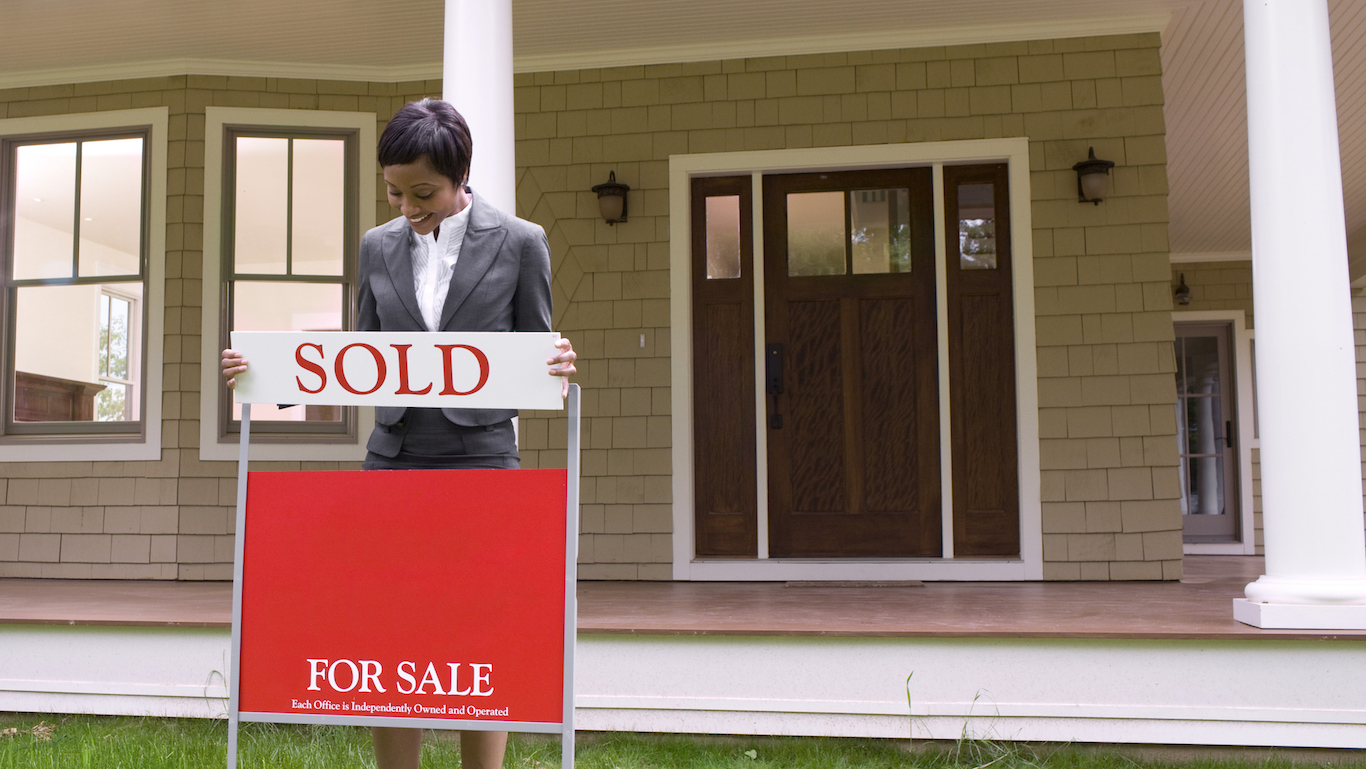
224, 379, 580, 768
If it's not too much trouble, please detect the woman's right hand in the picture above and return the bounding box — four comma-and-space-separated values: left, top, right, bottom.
222, 348, 248, 389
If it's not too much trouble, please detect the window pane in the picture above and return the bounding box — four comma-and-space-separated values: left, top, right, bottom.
95, 382, 130, 423
291, 139, 345, 276
704, 195, 741, 279
78, 138, 143, 277
100, 293, 131, 381
234, 137, 289, 275
850, 188, 911, 274
13, 142, 76, 280
787, 191, 845, 276
232, 281, 343, 422
13, 282, 141, 422
958, 182, 997, 270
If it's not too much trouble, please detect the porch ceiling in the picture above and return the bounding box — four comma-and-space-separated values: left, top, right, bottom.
2, 0, 1364, 279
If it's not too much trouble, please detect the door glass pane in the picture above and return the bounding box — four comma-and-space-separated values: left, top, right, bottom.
957, 182, 997, 270
231, 281, 343, 422
78, 138, 143, 278
12, 282, 142, 422
1182, 336, 1220, 396
291, 138, 345, 276
1186, 455, 1225, 515
787, 191, 845, 276
13, 142, 77, 280
234, 137, 289, 275
704, 195, 741, 279
1185, 395, 1224, 458
850, 188, 911, 274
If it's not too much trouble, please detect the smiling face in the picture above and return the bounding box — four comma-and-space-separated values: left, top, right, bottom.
383, 156, 469, 236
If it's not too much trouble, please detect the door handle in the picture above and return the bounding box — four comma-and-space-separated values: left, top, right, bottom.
1225, 420, 1233, 449
766, 343, 784, 429
766, 344, 784, 395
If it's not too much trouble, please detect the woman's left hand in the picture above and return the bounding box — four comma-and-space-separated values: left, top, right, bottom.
547, 337, 577, 398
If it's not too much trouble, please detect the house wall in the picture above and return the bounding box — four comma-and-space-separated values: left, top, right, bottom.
512, 32, 1182, 580
0, 31, 1184, 580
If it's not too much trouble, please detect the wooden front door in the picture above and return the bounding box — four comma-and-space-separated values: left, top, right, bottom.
761, 169, 941, 557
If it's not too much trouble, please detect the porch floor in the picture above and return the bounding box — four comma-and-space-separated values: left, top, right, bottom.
1, 556, 1363, 641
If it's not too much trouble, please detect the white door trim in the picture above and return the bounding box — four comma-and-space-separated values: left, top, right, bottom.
669, 138, 1041, 581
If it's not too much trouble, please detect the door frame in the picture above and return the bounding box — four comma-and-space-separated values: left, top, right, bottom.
1173, 309, 1258, 555
668, 138, 1042, 581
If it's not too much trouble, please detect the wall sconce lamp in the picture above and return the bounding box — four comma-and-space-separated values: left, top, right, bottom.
1174, 274, 1191, 306
592, 171, 630, 225
1073, 147, 1115, 205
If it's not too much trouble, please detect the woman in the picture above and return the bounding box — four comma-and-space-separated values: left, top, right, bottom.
223, 98, 575, 769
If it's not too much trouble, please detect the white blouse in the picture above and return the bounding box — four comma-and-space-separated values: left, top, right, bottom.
410, 199, 473, 331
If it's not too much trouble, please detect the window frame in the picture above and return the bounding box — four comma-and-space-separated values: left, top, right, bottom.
219, 127, 359, 441
0, 108, 167, 462
1, 128, 151, 436
198, 107, 376, 463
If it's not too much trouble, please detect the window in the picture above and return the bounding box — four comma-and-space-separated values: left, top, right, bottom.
199, 107, 376, 462
220, 129, 357, 438
2, 130, 150, 438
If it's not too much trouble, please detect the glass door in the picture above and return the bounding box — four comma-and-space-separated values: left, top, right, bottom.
1174, 323, 1240, 542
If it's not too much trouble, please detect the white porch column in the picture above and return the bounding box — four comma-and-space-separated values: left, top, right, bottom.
1234, 0, 1366, 628
443, 0, 516, 214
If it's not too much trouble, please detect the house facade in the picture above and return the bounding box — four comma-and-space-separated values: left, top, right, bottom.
0, 1, 1361, 589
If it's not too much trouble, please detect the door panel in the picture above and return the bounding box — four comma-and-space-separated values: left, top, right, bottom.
763, 168, 941, 557
860, 297, 925, 512
787, 299, 846, 514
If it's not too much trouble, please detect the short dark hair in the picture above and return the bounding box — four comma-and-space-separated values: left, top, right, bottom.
377, 99, 473, 186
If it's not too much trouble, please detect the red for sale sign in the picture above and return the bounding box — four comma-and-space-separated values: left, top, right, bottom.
237, 468, 568, 726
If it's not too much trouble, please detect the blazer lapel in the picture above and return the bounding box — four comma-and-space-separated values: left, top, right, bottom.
381, 221, 425, 330
439, 194, 506, 329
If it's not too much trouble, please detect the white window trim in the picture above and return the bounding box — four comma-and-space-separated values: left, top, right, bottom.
668, 138, 1042, 581
1173, 309, 1259, 556
0, 107, 168, 462
199, 107, 377, 462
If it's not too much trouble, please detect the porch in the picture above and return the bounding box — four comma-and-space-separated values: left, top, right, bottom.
2, 556, 1364, 747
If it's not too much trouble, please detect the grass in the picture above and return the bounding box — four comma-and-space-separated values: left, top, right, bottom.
0, 713, 1362, 769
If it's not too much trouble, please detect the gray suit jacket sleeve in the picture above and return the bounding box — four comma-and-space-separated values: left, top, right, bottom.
358, 195, 554, 457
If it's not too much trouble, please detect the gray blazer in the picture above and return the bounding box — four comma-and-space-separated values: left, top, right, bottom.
357, 193, 552, 457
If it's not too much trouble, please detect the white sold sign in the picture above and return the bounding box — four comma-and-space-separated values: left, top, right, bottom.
230, 331, 564, 410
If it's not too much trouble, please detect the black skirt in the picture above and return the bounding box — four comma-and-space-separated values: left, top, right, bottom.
362, 409, 519, 470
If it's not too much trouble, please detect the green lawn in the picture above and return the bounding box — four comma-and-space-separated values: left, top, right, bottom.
0, 713, 1356, 769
